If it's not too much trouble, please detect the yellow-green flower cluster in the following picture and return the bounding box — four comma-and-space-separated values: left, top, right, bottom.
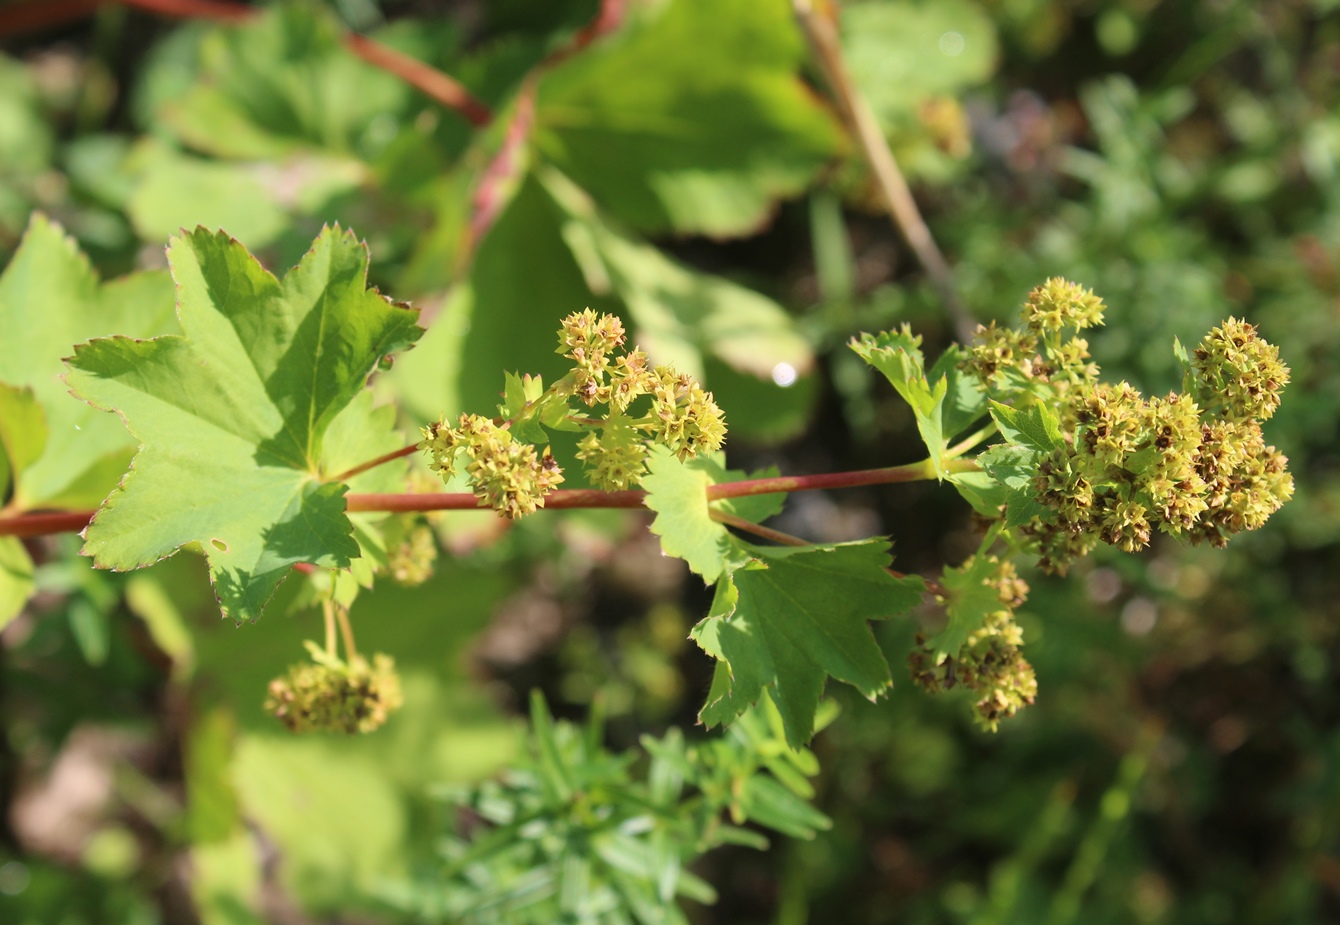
963, 279, 1103, 404
1191, 318, 1290, 422
576, 415, 648, 491
649, 366, 727, 462
1022, 277, 1106, 334
422, 310, 727, 509
422, 413, 564, 519
909, 558, 1038, 732
1022, 323, 1292, 572
265, 650, 404, 734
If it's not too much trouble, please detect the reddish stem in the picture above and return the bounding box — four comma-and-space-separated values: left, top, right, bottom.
0, 458, 975, 536
330, 442, 420, 483
343, 33, 490, 127
0, 510, 97, 538
343, 490, 647, 513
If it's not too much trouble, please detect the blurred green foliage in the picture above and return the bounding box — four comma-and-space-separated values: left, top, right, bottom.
1, 0, 1338, 923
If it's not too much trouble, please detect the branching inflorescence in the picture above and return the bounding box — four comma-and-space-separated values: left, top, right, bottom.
897, 280, 1294, 728
421, 309, 727, 516
961, 279, 1293, 575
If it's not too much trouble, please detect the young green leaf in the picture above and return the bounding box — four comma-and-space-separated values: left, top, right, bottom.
692, 540, 925, 748
850, 328, 948, 477
65, 226, 422, 623
928, 344, 989, 441
987, 399, 1063, 453
978, 443, 1051, 528
927, 533, 1007, 660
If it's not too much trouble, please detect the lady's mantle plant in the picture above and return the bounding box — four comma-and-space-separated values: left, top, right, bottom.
0, 221, 1292, 914
0, 224, 1291, 741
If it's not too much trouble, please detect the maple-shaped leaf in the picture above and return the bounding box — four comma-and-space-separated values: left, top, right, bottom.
692, 540, 924, 748
65, 227, 421, 622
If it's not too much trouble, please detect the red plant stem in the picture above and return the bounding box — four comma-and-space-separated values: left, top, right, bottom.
0, 459, 978, 535
343, 33, 491, 127
118, 0, 253, 22
0, 510, 98, 538
705, 457, 975, 500
0, 0, 100, 35
330, 442, 421, 483
344, 489, 648, 513
0, 0, 492, 127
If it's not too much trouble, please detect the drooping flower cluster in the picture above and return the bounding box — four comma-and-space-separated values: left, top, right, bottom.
387, 521, 438, 586
423, 310, 726, 512
265, 644, 404, 734
909, 557, 1037, 732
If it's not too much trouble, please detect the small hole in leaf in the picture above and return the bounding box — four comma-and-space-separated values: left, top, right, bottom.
211, 539, 228, 553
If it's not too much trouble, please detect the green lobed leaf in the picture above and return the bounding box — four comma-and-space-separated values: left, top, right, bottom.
692, 540, 925, 748
850, 327, 948, 476
643, 447, 787, 584
642, 446, 746, 583
65, 226, 422, 622
978, 442, 1051, 528
947, 468, 1008, 518
988, 399, 1064, 453
0, 213, 177, 510
843, 0, 998, 122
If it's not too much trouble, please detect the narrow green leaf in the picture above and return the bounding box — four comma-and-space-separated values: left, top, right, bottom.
528, 690, 574, 803
738, 774, 832, 840
65, 226, 421, 622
